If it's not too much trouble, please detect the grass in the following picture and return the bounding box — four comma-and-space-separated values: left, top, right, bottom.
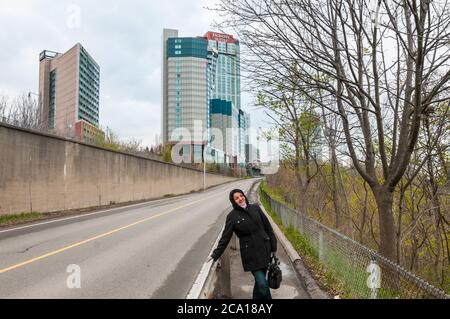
0, 212, 44, 225
261, 182, 287, 206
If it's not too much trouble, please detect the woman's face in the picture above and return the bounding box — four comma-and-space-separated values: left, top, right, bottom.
233, 192, 246, 207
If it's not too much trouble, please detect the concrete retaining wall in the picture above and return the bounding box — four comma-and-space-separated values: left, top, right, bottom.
0, 123, 237, 215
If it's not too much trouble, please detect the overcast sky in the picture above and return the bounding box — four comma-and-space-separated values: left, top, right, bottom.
0, 0, 270, 148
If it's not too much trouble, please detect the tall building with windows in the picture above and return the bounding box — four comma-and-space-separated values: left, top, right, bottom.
161, 29, 210, 161
161, 28, 179, 146
165, 36, 208, 143
39, 43, 101, 141
205, 31, 245, 166
210, 98, 239, 158
239, 109, 250, 163
161, 29, 249, 165
204, 32, 240, 111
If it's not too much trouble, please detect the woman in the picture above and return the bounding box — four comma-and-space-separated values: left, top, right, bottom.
208, 188, 277, 299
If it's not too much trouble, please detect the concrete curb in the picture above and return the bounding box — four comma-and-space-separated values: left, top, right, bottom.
255, 185, 330, 299
186, 226, 223, 299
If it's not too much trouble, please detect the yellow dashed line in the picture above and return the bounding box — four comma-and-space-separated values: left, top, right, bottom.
0, 192, 223, 274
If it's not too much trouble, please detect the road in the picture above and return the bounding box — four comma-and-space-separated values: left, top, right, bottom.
0, 179, 256, 298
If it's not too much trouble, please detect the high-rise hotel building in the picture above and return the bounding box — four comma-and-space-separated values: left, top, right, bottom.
161, 29, 209, 162
39, 43, 103, 142
161, 29, 249, 165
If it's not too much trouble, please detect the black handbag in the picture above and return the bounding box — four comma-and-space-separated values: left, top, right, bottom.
267, 255, 282, 289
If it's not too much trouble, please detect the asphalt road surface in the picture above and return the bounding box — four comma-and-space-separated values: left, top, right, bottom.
0, 179, 257, 298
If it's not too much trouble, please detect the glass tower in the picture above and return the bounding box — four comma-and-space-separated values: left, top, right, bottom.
166, 37, 208, 145
162, 30, 249, 165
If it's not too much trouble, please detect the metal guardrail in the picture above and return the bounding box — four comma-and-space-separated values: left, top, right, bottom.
260, 189, 449, 299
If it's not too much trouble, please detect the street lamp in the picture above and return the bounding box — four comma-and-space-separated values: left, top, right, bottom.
28, 91, 42, 129
67, 124, 73, 139
203, 135, 215, 191
203, 149, 206, 191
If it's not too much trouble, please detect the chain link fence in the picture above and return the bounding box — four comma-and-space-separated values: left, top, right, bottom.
260, 188, 449, 299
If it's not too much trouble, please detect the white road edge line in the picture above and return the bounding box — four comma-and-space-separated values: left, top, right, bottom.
0, 198, 172, 234
186, 224, 224, 299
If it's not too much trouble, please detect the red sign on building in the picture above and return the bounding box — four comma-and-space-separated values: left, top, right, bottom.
203, 31, 238, 44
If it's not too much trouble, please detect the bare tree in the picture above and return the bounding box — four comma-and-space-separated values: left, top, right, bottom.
0, 93, 43, 130
213, 0, 450, 262
0, 95, 8, 119
256, 69, 322, 212
121, 138, 144, 154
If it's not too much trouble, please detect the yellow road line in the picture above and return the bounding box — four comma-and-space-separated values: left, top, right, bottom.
0, 192, 223, 275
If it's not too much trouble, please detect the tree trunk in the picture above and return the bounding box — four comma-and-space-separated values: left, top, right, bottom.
372, 185, 397, 262
330, 148, 340, 229
359, 182, 369, 245
410, 182, 419, 273
396, 182, 405, 265
425, 127, 444, 284
432, 190, 443, 285
372, 185, 400, 291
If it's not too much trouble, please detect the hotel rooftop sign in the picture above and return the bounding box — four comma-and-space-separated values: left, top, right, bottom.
204, 31, 238, 44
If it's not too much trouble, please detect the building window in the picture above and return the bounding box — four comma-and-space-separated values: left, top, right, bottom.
48, 69, 57, 129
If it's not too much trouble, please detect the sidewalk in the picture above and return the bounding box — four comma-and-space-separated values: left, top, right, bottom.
229, 238, 310, 299
226, 180, 310, 299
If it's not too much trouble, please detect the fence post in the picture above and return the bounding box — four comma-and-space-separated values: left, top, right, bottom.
366, 260, 381, 299
299, 214, 304, 234
293, 212, 298, 232
319, 226, 324, 262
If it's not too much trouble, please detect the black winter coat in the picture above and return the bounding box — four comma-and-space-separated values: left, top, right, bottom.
211, 203, 277, 272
